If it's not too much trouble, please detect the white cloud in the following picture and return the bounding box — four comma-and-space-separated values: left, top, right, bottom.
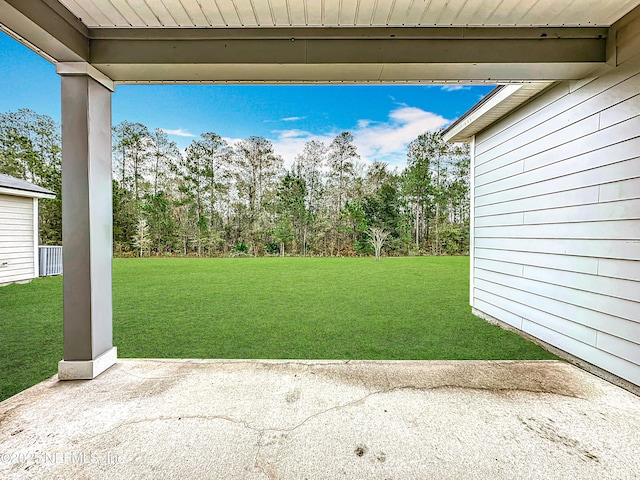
351, 106, 449, 165
440, 84, 471, 92
280, 116, 306, 122
161, 128, 197, 137
273, 129, 312, 139
264, 105, 449, 168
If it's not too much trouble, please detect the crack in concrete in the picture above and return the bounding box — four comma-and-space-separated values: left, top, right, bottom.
77, 413, 263, 446
253, 431, 271, 480
78, 389, 381, 446
274, 390, 383, 433
78, 381, 584, 448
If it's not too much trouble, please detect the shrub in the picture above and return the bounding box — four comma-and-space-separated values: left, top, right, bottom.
264, 242, 279, 255
233, 242, 249, 254
440, 224, 469, 255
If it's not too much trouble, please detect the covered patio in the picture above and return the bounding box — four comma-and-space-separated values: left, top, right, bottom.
1, 0, 639, 477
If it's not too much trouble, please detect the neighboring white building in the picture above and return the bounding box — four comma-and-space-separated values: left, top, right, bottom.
443, 16, 640, 390
0, 174, 55, 286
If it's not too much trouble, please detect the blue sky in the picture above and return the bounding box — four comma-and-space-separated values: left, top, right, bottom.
0, 32, 493, 167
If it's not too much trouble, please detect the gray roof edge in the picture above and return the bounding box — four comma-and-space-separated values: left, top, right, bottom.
442, 85, 505, 140
442, 82, 555, 143
0, 174, 56, 197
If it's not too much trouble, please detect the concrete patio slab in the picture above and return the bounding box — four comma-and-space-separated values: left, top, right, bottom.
1, 359, 639, 479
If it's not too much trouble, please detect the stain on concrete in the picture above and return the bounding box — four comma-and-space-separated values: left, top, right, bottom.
0, 403, 25, 428
519, 416, 600, 463
285, 388, 301, 403
304, 361, 597, 399
354, 445, 368, 457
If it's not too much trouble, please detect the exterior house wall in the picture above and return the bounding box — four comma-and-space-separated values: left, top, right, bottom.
471, 49, 640, 386
0, 194, 38, 286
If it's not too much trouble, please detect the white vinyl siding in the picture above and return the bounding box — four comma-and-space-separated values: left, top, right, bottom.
0, 195, 37, 285
471, 55, 640, 387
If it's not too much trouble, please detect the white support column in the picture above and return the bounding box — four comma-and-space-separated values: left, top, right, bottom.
57, 63, 117, 380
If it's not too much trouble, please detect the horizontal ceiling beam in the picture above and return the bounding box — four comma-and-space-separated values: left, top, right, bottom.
89, 30, 606, 82
0, 0, 88, 62
90, 38, 606, 65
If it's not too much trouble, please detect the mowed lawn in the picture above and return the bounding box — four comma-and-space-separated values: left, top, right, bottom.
0, 256, 557, 401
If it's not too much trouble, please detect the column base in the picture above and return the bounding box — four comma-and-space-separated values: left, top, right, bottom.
58, 347, 117, 380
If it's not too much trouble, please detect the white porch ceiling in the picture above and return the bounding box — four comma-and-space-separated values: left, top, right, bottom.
2, 0, 640, 83
58, 0, 640, 28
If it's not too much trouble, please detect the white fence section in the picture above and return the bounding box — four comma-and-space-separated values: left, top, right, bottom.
39, 246, 63, 277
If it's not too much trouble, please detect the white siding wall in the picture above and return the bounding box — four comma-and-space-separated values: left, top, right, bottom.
472, 52, 640, 387
0, 194, 37, 285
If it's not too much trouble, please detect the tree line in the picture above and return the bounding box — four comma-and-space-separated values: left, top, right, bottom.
0, 108, 471, 257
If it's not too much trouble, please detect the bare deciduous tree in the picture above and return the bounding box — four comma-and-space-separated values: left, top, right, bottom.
367, 227, 389, 262
133, 218, 152, 257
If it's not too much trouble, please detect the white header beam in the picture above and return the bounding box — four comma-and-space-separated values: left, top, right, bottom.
57, 62, 115, 91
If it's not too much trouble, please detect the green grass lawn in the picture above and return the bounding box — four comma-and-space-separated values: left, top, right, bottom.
0, 256, 556, 401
